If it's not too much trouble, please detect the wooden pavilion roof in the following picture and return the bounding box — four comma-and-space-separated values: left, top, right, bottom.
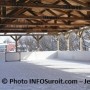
0, 0, 90, 35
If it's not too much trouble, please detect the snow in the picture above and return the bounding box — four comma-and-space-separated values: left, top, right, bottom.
0, 54, 90, 90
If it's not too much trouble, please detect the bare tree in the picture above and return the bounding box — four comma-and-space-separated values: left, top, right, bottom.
17, 29, 90, 51
59, 34, 67, 51
82, 30, 90, 51
69, 32, 79, 51
40, 36, 57, 51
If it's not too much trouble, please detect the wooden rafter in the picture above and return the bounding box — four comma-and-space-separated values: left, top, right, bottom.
0, 16, 90, 21
0, 22, 89, 26
77, 11, 86, 17
72, 0, 87, 6
0, 3, 90, 11
0, 0, 90, 34
62, 0, 71, 5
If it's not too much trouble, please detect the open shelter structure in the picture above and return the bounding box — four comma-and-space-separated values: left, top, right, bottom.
0, 0, 90, 51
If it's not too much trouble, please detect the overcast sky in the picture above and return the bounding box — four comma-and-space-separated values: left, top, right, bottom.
0, 36, 14, 43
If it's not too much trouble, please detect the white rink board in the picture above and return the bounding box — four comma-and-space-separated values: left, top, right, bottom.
58, 51, 90, 61
1, 51, 90, 62
0, 52, 5, 61
5, 52, 20, 62
21, 51, 57, 60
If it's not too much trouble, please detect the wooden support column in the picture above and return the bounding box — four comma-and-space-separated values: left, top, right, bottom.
67, 37, 69, 51
10, 35, 22, 52
57, 38, 59, 51
56, 35, 60, 51
33, 35, 43, 51
79, 31, 83, 51
80, 37, 83, 51
33, 35, 39, 51
65, 33, 70, 51
54, 35, 59, 51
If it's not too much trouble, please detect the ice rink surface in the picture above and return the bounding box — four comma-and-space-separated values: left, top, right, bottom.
0, 58, 90, 90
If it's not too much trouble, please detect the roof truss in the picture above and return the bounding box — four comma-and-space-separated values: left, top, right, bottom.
0, 0, 90, 34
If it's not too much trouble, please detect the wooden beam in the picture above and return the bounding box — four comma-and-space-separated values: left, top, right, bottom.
1, 0, 6, 16
0, 3, 90, 10
10, 35, 22, 52
46, 9, 57, 16
62, 0, 71, 5
0, 33, 47, 36
72, 0, 87, 6
0, 27, 79, 30
0, 16, 90, 20
2, 7, 6, 16
0, 30, 68, 33
10, 35, 22, 41
26, 8, 38, 16
0, 22, 89, 26
38, 0, 61, 15
0, 8, 26, 28
53, 9, 80, 18
32, 35, 43, 51
0, 1, 28, 26
0, 28, 78, 33
77, 11, 86, 17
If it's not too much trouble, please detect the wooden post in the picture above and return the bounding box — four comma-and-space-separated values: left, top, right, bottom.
65, 33, 69, 51
67, 37, 69, 51
79, 31, 83, 51
32, 35, 43, 51
57, 35, 59, 51
80, 37, 83, 51
37, 35, 40, 51
15, 36, 18, 52
10, 35, 22, 52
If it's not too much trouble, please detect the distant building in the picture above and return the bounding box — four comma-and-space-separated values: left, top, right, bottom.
0, 43, 7, 52
0, 43, 15, 52
7, 43, 15, 52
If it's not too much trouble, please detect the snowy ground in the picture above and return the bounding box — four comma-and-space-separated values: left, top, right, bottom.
0, 59, 90, 90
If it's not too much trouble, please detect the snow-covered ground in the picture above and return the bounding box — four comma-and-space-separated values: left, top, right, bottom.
0, 57, 90, 90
